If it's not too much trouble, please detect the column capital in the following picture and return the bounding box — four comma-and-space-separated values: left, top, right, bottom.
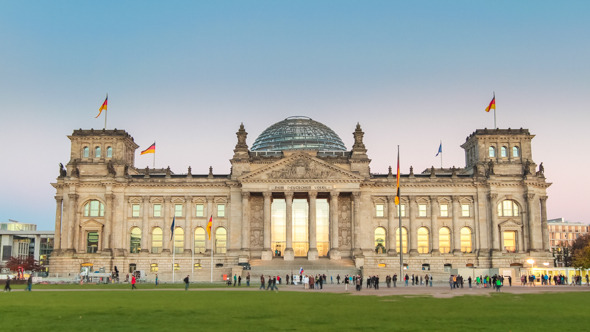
330, 191, 339, 198
488, 193, 498, 201
68, 193, 78, 201
105, 194, 115, 201
206, 195, 214, 202
387, 195, 396, 204
451, 195, 460, 202
54, 195, 63, 202
241, 191, 250, 199
164, 196, 172, 203
540, 195, 548, 203
263, 192, 272, 199
352, 191, 361, 199
185, 195, 192, 201
308, 191, 318, 199
285, 191, 294, 200
527, 193, 536, 201
143, 196, 150, 203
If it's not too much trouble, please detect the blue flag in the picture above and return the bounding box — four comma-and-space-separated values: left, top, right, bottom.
435, 142, 442, 157
170, 216, 175, 240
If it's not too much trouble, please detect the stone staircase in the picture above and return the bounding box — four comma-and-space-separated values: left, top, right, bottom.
246, 258, 359, 280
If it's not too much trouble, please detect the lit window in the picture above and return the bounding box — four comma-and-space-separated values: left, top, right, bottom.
174, 263, 180, 271
130, 227, 141, 253
374, 227, 386, 253
152, 227, 162, 254
87, 232, 99, 253
376, 204, 385, 217
174, 228, 184, 254
215, 228, 227, 253
194, 227, 206, 253
217, 204, 225, 218
195, 204, 204, 217
95, 146, 101, 158
501, 146, 507, 157
440, 204, 448, 217
399, 204, 406, 217
498, 200, 519, 217
395, 227, 408, 253
461, 204, 470, 217
417, 227, 429, 253
106, 146, 113, 158
460, 227, 472, 253
512, 146, 519, 157
194, 263, 202, 270
503, 231, 516, 252
83, 146, 89, 158
489, 146, 496, 157
84, 200, 105, 217
174, 204, 183, 217
418, 204, 427, 217
150, 263, 158, 272
153, 204, 161, 217
439, 227, 451, 253
132, 204, 140, 218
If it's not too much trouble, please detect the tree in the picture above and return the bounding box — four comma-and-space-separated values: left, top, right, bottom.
570, 234, 590, 269
5, 256, 42, 272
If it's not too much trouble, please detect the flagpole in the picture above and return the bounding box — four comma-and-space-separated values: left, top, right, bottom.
440, 140, 443, 169
210, 234, 213, 283
153, 141, 156, 169
191, 232, 195, 282
397, 145, 403, 280
172, 240, 175, 283
493, 91, 497, 129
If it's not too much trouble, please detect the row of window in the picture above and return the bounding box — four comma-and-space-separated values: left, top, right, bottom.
148, 262, 204, 273
489, 145, 519, 158
373, 226, 518, 254
83, 200, 226, 218
82, 146, 113, 158
375, 200, 520, 218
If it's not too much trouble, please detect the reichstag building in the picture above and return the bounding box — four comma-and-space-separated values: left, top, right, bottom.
50, 116, 553, 280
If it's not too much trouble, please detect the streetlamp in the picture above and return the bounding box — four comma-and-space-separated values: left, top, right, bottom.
527, 259, 535, 286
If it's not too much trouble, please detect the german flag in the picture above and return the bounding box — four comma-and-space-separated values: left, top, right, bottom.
485, 94, 496, 112
140, 143, 156, 155
395, 148, 400, 205
207, 215, 213, 240
96, 94, 108, 118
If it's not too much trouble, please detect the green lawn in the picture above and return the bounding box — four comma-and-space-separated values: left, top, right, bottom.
1, 289, 588, 331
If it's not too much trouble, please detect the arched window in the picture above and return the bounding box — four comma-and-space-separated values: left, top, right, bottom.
512, 146, 519, 157
130, 227, 141, 253
374, 227, 386, 254
83, 200, 104, 217
395, 227, 407, 254
417, 227, 429, 254
151, 227, 162, 254
460, 227, 472, 253
95, 146, 101, 158
489, 146, 496, 157
106, 146, 113, 158
439, 227, 451, 254
174, 227, 184, 254
215, 228, 227, 254
501, 146, 508, 157
194, 227, 206, 254
497, 200, 520, 217
83, 146, 89, 158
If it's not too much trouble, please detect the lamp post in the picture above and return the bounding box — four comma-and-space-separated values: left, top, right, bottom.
527, 259, 535, 286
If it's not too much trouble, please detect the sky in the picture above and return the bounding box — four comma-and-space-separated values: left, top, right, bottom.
1, 0, 589, 230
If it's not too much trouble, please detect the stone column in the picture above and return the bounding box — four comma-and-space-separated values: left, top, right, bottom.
262, 192, 272, 260
241, 192, 250, 252
54, 196, 63, 250
184, 196, 192, 253
308, 191, 318, 260
387, 196, 396, 255
408, 196, 418, 255
527, 193, 542, 251
102, 194, 114, 253
540, 196, 549, 251
430, 196, 438, 254
284, 192, 294, 260
69, 193, 79, 253
139, 196, 149, 253
352, 192, 361, 255
489, 194, 499, 252
329, 191, 341, 259
162, 197, 171, 253
452, 196, 461, 253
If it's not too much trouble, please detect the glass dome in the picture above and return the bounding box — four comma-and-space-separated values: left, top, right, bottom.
251, 116, 347, 152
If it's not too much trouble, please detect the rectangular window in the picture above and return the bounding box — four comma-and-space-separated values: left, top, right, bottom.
418, 204, 427, 217
376, 204, 384, 217
503, 231, 516, 252
150, 263, 158, 272
174, 204, 183, 217
440, 204, 448, 217
132, 204, 140, 218
195, 204, 204, 217
461, 204, 470, 217
153, 204, 161, 217
217, 204, 225, 218
399, 204, 406, 217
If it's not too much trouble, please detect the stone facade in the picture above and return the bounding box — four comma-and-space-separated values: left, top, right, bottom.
49, 125, 553, 281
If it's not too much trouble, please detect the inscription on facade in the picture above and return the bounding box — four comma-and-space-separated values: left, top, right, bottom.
272, 185, 332, 191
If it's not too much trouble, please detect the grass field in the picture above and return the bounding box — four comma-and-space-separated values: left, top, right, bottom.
1, 287, 588, 331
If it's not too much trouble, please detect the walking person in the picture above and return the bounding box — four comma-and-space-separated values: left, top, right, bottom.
246, 273, 250, 287
4, 277, 11, 292
184, 275, 190, 291
155, 274, 159, 286
260, 275, 265, 290
27, 274, 33, 292
131, 275, 137, 290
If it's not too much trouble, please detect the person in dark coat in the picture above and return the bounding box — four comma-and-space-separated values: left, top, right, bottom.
4, 277, 11, 292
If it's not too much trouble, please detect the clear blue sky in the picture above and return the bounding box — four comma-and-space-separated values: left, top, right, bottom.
1, 0, 589, 230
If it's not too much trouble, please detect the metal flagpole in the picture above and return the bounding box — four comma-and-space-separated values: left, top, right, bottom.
172, 240, 175, 283
397, 145, 403, 280
153, 141, 156, 169
440, 141, 443, 169
210, 235, 213, 283
191, 232, 195, 282
104, 108, 107, 130
493, 91, 497, 129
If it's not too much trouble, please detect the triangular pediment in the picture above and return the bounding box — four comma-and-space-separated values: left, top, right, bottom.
81, 220, 104, 228
499, 219, 522, 229
240, 152, 363, 183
